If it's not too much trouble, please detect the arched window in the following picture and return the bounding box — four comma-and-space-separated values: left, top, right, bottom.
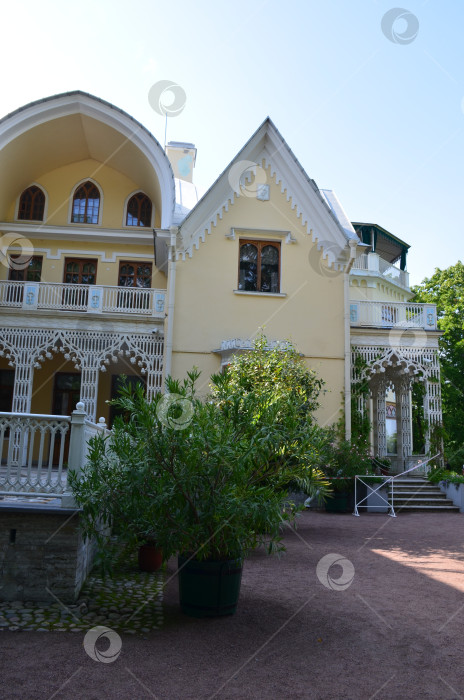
71, 181, 100, 224
238, 240, 280, 293
126, 192, 152, 227
18, 186, 45, 221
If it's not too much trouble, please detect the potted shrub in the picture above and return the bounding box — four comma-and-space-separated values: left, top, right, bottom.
323, 440, 373, 513
70, 337, 331, 616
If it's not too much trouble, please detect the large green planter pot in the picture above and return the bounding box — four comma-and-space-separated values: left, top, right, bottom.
178, 555, 243, 618
325, 491, 353, 513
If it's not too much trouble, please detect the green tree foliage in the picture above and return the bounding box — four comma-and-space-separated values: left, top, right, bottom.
70, 336, 332, 567
413, 262, 464, 450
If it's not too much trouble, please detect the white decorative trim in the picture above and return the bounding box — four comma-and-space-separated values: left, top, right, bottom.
233, 290, 287, 298
0, 222, 155, 247
226, 227, 296, 244
14, 182, 49, 223
177, 119, 351, 264
67, 177, 104, 226
122, 189, 155, 229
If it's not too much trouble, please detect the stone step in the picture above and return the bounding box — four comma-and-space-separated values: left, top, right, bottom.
393, 504, 460, 511
390, 497, 450, 503
388, 489, 445, 496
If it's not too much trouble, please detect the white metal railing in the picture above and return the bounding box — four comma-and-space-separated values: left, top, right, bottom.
349, 300, 437, 330
353, 453, 440, 517
0, 404, 109, 501
0, 281, 166, 317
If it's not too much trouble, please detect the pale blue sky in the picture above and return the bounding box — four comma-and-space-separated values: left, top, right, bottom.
2, 0, 463, 284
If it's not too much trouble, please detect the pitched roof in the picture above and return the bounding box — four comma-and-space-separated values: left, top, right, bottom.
178, 117, 358, 263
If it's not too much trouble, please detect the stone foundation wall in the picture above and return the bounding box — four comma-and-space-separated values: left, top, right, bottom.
0, 506, 95, 603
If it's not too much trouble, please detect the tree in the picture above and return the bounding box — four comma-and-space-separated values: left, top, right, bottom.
70, 337, 332, 568
413, 262, 464, 452
210, 335, 332, 496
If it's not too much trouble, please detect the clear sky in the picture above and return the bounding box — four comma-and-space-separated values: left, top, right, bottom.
2, 0, 463, 285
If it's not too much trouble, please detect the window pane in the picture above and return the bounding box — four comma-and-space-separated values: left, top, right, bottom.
239, 244, 258, 291
126, 193, 152, 227
72, 182, 100, 224
18, 186, 45, 221
260, 245, 279, 293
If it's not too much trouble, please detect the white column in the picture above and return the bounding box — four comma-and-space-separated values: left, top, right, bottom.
373, 379, 387, 457
79, 366, 99, 422
11, 360, 34, 413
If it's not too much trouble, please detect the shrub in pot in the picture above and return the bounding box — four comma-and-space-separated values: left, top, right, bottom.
323, 439, 373, 513
70, 336, 332, 616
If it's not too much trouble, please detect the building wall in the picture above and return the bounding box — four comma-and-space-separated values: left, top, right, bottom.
172, 171, 346, 427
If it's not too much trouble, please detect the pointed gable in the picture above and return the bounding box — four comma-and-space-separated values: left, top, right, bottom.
177, 118, 358, 268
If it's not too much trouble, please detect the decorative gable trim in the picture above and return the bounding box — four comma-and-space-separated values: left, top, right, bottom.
177, 118, 355, 269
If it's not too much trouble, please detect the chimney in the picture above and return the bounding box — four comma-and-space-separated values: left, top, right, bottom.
166, 141, 197, 183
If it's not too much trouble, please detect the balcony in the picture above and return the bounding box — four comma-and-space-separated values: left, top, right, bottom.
351, 253, 410, 290
350, 300, 437, 330
0, 281, 166, 317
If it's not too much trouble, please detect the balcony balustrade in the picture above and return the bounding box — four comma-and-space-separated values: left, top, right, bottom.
0, 281, 166, 317
351, 253, 410, 290
350, 300, 437, 330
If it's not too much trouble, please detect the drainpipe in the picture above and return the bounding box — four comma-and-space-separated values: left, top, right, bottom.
344, 239, 358, 440
163, 226, 178, 386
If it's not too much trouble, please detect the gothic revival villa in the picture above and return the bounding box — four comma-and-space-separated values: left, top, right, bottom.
0, 91, 441, 477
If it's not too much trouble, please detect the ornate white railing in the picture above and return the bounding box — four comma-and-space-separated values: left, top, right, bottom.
350, 300, 437, 330
0, 412, 71, 495
0, 404, 109, 500
0, 281, 166, 317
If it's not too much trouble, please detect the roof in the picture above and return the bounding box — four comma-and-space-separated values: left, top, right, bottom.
177, 117, 358, 264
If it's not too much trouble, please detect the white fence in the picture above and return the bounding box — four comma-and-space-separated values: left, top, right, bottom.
350, 300, 437, 330
0, 281, 166, 317
0, 403, 108, 501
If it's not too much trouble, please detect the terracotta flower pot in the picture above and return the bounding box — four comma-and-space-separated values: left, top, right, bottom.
138, 543, 163, 572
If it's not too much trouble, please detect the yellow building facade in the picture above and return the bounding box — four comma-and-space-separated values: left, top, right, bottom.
0, 92, 442, 470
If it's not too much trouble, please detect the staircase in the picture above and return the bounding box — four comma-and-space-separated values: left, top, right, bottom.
388, 476, 460, 512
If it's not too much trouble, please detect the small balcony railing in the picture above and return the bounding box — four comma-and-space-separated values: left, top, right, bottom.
351, 253, 410, 290
0, 281, 166, 317
350, 300, 437, 330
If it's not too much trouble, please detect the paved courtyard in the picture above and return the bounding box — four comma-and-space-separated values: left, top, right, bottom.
1, 510, 463, 699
